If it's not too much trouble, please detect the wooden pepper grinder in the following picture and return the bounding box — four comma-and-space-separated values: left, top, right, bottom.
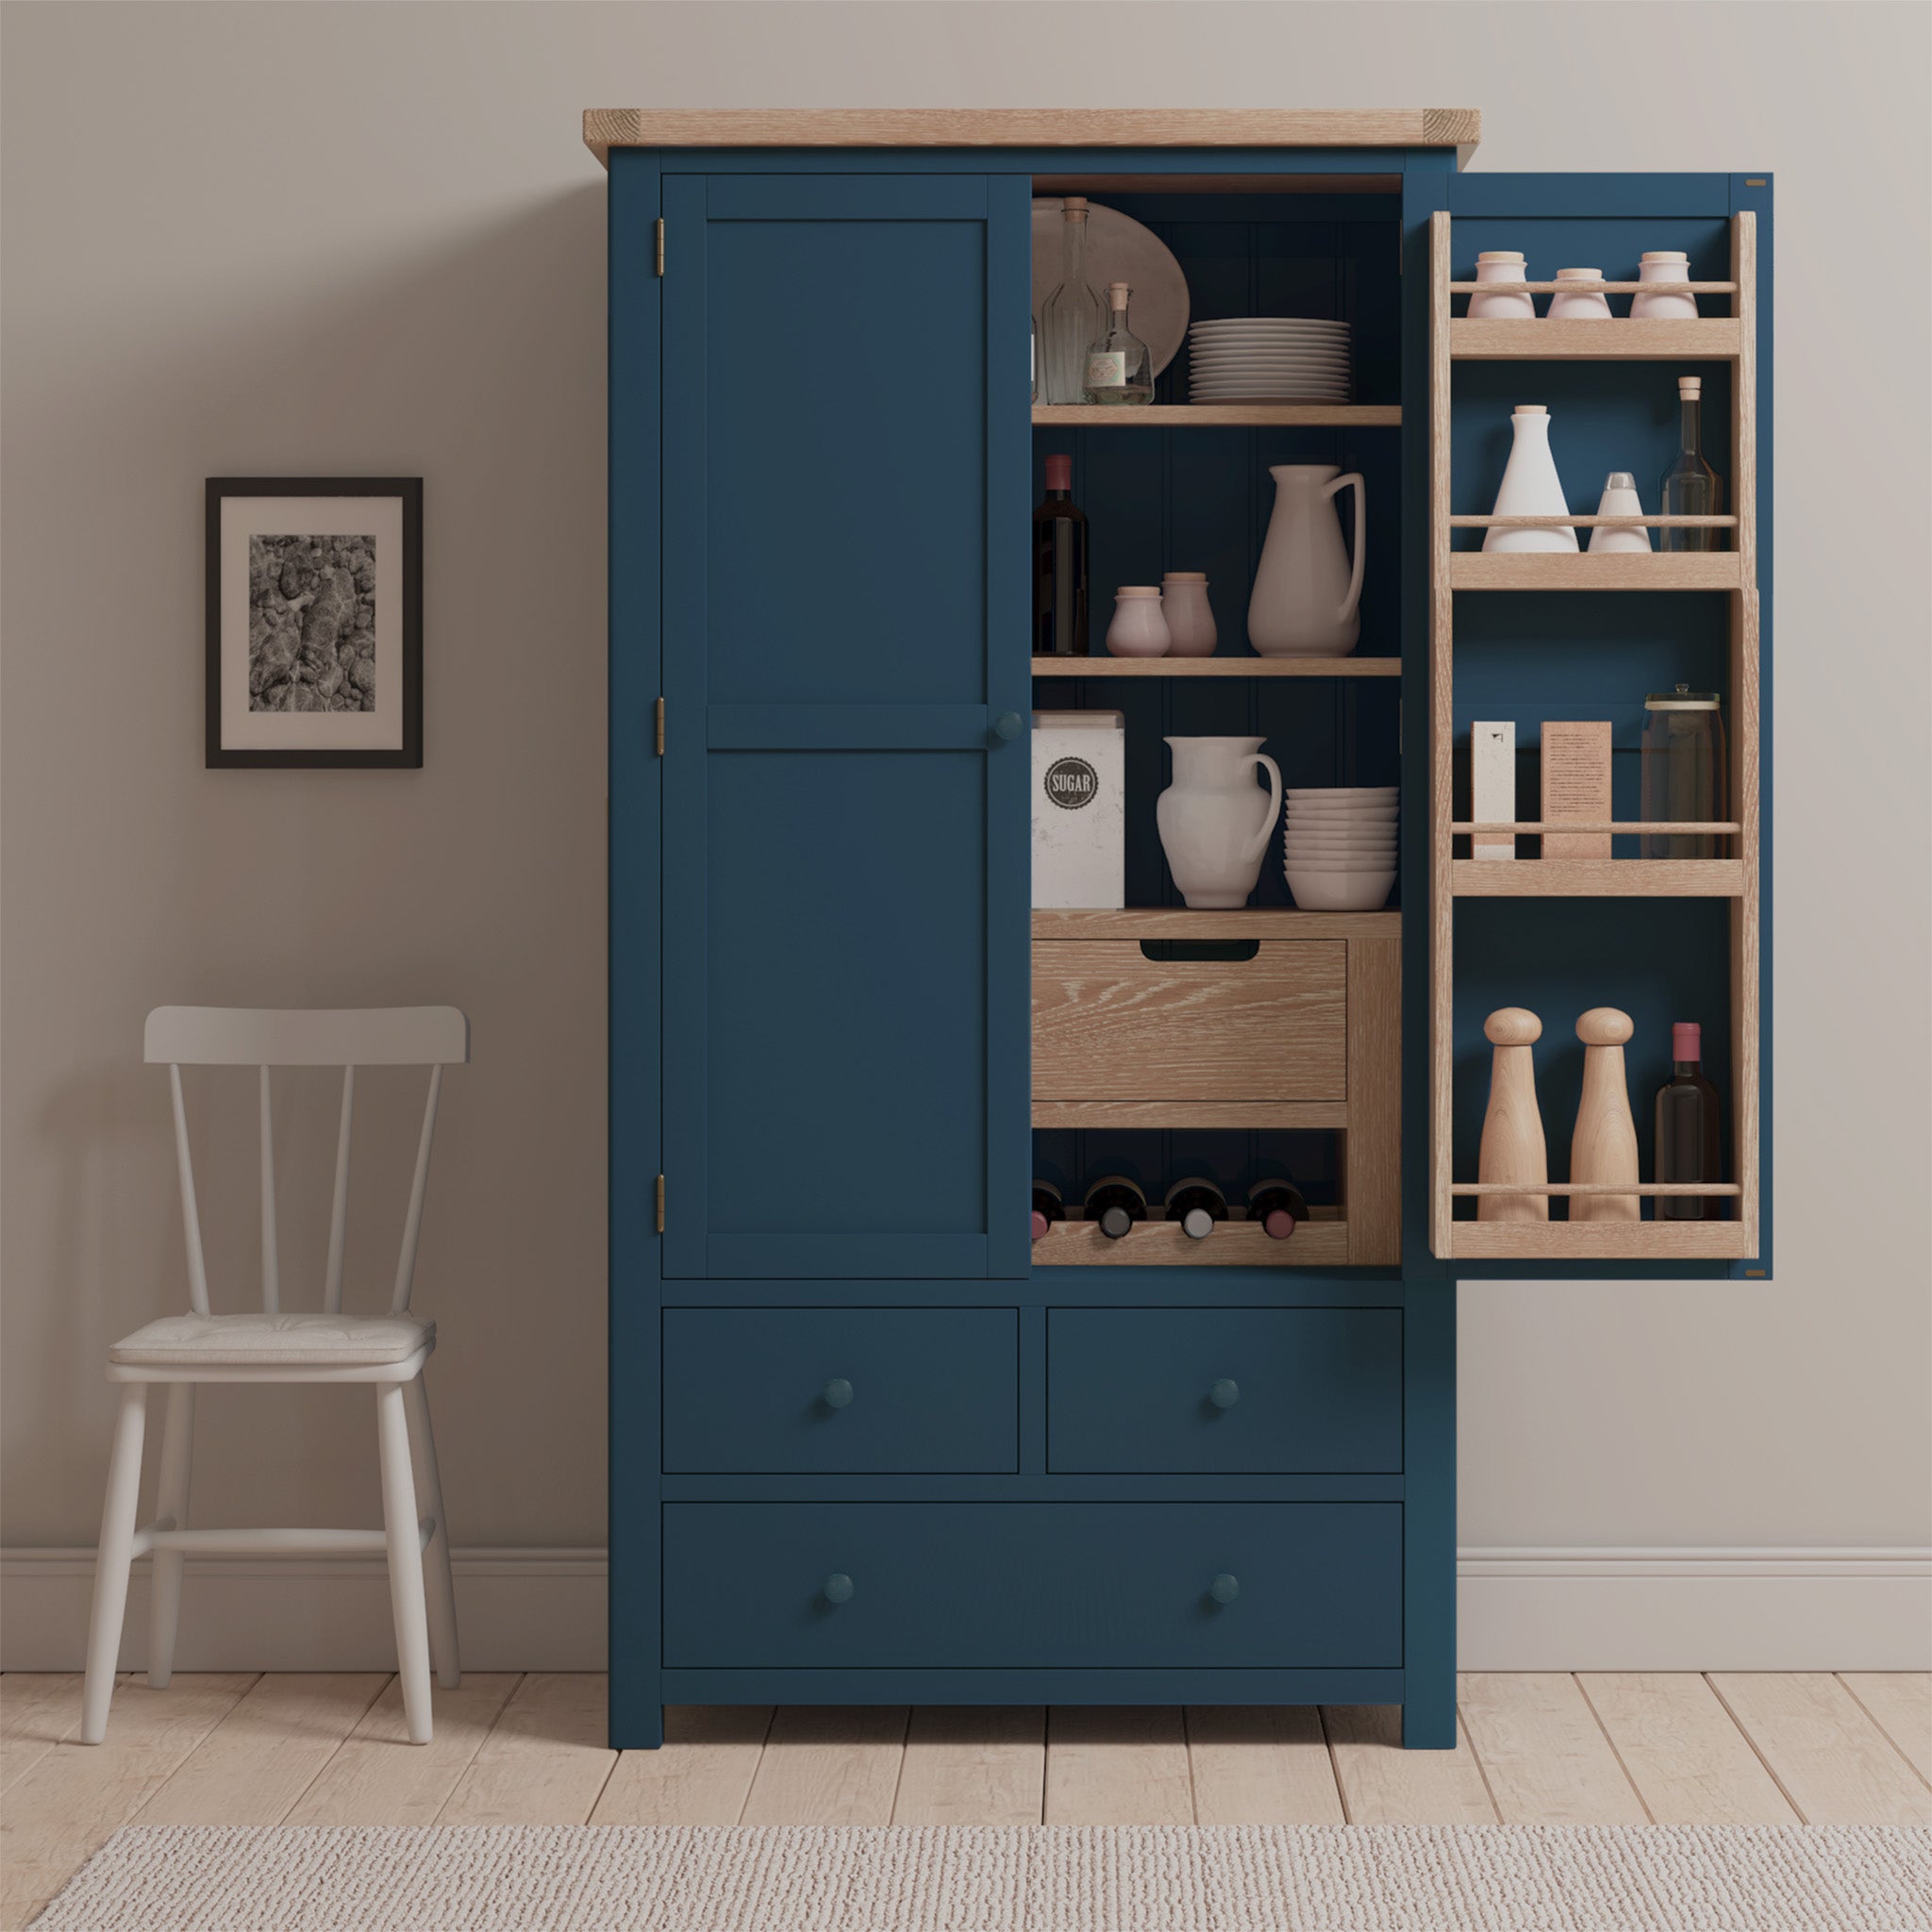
1478, 1008, 1547, 1222
1570, 1008, 1640, 1221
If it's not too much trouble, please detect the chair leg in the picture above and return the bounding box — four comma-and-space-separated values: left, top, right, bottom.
82, 1384, 148, 1744
146, 1383, 195, 1689
375, 1381, 434, 1744
404, 1371, 460, 1690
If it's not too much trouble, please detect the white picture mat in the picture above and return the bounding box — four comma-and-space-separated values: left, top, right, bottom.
220, 494, 405, 751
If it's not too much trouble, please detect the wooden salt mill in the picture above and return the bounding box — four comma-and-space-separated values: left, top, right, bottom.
1570, 1007, 1641, 1220
1478, 1008, 1547, 1222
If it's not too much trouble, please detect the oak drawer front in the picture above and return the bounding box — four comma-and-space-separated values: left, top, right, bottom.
662, 1503, 1401, 1668
1032, 941, 1346, 1101
663, 1308, 1018, 1474
1047, 1309, 1402, 1474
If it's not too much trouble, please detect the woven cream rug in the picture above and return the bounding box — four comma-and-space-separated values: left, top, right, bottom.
34, 1824, 1932, 1930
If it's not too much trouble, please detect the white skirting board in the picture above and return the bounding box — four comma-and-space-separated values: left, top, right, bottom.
3, 1546, 1926, 1674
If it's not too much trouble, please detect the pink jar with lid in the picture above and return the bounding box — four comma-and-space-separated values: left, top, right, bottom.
1469, 250, 1534, 319
1106, 587, 1170, 658
1631, 251, 1697, 321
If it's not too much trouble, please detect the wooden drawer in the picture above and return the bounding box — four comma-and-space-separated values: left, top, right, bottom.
1047, 1308, 1402, 1473
1032, 941, 1345, 1101
662, 1308, 1017, 1473
662, 1502, 1401, 1668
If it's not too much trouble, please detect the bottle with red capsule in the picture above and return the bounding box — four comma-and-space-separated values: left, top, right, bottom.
1247, 1176, 1308, 1241
1030, 1180, 1064, 1241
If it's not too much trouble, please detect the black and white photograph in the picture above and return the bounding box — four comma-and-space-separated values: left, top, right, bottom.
206, 477, 422, 766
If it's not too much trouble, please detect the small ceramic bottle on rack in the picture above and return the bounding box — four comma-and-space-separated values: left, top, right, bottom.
1482, 406, 1577, 553
1159, 573, 1217, 657
1548, 269, 1613, 321
1587, 472, 1653, 554
1469, 250, 1535, 319
1631, 251, 1698, 320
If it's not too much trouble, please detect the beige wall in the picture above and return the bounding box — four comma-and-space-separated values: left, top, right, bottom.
5, 3, 1927, 1569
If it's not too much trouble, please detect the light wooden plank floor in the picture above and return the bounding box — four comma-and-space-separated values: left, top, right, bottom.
5, 1674, 1927, 1927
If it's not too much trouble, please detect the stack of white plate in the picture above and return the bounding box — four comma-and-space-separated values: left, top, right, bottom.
1283, 787, 1396, 910
1188, 319, 1352, 403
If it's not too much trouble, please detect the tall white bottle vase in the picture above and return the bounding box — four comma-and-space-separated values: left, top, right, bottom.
1481, 406, 1578, 554
1587, 472, 1654, 555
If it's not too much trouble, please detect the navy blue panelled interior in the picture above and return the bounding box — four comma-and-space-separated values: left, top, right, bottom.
705, 216, 988, 706
1451, 897, 1733, 1216
706, 749, 988, 1237
1452, 591, 1730, 857
1033, 1129, 1341, 1216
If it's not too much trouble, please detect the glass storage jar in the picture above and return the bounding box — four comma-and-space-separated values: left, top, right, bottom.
1640, 686, 1727, 858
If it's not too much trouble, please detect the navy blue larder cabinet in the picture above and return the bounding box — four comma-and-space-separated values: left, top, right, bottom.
602, 112, 1771, 1750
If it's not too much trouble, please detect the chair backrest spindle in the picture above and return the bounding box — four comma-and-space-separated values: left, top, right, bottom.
168, 1063, 212, 1318
391, 1063, 442, 1317
323, 1065, 356, 1315
258, 1065, 280, 1314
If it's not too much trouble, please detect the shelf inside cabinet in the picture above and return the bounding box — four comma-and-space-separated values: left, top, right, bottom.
1033, 1099, 1349, 1129
1450, 859, 1743, 898
1033, 656, 1400, 678
1032, 404, 1401, 428
1034, 909, 1400, 941
1033, 1208, 1350, 1268
1447, 554, 1743, 591
1450, 318, 1743, 360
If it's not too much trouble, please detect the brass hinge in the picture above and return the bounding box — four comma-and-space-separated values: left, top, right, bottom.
654, 696, 665, 756
654, 219, 665, 276
655, 1174, 666, 1233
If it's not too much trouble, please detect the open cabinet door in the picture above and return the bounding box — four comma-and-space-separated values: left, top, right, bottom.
660, 174, 1032, 1280
1426, 173, 1770, 1278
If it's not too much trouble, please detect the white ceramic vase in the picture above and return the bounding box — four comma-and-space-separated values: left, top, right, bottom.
1481, 406, 1577, 553
1587, 471, 1654, 555
1157, 736, 1283, 909
1469, 251, 1535, 320
1631, 250, 1697, 321
1159, 573, 1217, 657
1247, 464, 1365, 657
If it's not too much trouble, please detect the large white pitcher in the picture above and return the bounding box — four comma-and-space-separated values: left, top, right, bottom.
1247, 463, 1365, 657
1156, 736, 1284, 908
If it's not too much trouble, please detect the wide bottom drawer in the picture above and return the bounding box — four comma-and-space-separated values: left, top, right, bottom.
663, 1502, 1400, 1670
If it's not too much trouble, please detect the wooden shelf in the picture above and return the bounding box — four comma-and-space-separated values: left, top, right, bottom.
1033, 1211, 1350, 1268
1448, 1221, 1753, 1262
1448, 553, 1743, 591
1031, 404, 1400, 428
1033, 656, 1400, 677
1451, 859, 1743, 898
1033, 1100, 1348, 1130
1451, 318, 1742, 360
1035, 908, 1400, 941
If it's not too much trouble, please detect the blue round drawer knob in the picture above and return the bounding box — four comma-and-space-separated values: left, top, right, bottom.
823, 1573, 855, 1605
1209, 1573, 1241, 1606
1209, 1378, 1241, 1410
822, 1377, 855, 1409
992, 710, 1024, 741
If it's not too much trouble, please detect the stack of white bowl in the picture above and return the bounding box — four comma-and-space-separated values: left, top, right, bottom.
1188, 318, 1352, 403
1283, 787, 1397, 911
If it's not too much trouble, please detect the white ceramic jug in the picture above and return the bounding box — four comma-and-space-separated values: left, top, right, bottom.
1481, 406, 1578, 553
1156, 736, 1284, 908
1247, 464, 1365, 657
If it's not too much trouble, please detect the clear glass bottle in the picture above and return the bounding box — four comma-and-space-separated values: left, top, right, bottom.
1083, 282, 1154, 406
1659, 375, 1724, 551
1640, 685, 1727, 858
1040, 198, 1106, 406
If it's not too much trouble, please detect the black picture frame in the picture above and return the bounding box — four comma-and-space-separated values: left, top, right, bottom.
205, 476, 423, 768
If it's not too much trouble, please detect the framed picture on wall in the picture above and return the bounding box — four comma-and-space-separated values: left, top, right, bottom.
206, 477, 423, 768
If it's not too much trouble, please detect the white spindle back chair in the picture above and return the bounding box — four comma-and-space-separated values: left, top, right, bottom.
82, 1007, 470, 1746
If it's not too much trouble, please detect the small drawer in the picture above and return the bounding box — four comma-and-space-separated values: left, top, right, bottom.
662, 1307, 1017, 1474
663, 1502, 1401, 1668
1048, 1308, 1402, 1473
1032, 940, 1345, 1102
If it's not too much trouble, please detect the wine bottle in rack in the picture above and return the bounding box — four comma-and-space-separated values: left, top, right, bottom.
1654, 1022, 1724, 1219
1031, 1180, 1064, 1241
1164, 1177, 1228, 1241
1033, 454, 1089, 657
1246, 1177, 1309, 1240
1083, 1174, 1146, 1240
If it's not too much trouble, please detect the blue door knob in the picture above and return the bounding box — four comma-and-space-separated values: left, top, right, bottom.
992, 711, 1024, 741
822, 1377, 855, 1409
823, 1573, 855, 1604
1209, 1574, 1241, 1606
1209, 1378, 1241, 1409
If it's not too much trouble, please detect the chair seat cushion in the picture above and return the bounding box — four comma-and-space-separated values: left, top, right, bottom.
108, 1311, 435, 1368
